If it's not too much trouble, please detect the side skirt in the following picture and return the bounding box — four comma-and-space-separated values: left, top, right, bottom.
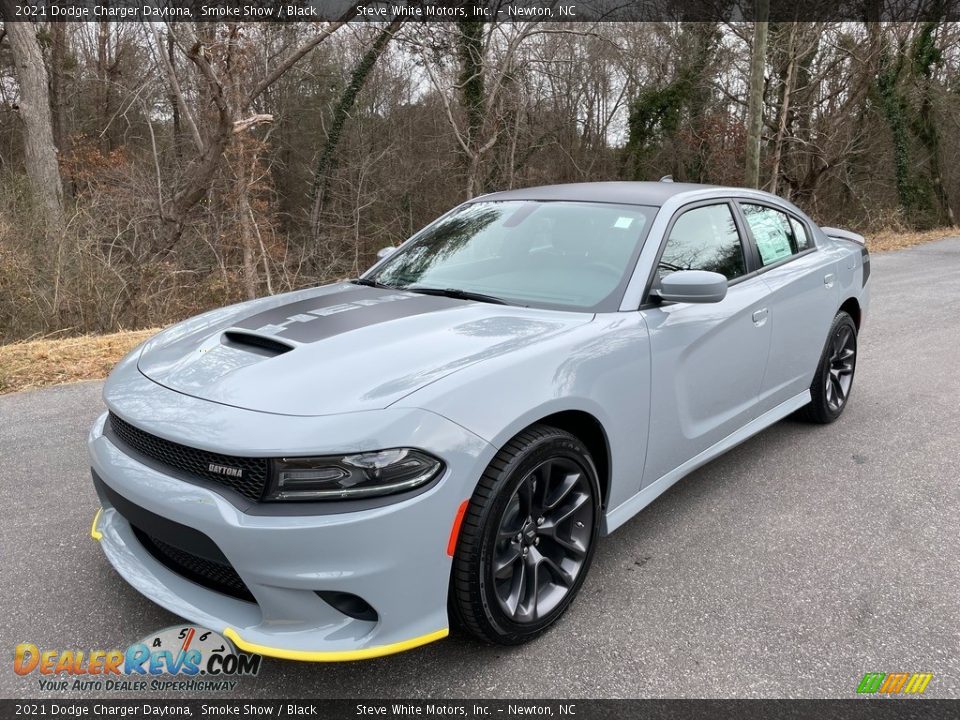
601, 390, 811, 535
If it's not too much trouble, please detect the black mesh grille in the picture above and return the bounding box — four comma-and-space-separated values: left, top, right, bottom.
108, 412, 269, 500
133, 527, 255, 602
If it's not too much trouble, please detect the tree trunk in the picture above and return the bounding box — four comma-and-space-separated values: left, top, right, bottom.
168, 32, 181, 160
158, 36, 237, 254
309, 19, 402, 235
769, 23, 797, 195
160, 23, 343, 253
1, 9, 65, 231
681, 22, 719, 183
911, 22, 956, 227
466, 153, 481, 199
96, 21, 111, 151
49, 23, 69, 156
745, 1, 769, 189
876, 47, 912, 219
458, 20, 486, 199
236, 147, 259, 301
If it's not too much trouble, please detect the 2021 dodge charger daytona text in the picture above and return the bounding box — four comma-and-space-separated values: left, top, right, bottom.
89, 182, 870, 660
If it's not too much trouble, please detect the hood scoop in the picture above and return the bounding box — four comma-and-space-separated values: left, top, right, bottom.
136, 282, 593, 416
221, 329, 294, 357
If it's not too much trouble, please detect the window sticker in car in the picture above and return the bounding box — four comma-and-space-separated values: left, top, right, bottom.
742, 205, 795, 265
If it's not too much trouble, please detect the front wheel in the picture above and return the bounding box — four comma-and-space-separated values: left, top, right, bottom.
450, 425, 601, 645
799, 310, 858, 424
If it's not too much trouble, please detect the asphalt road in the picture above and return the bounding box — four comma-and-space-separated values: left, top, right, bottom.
2, 238, 958, 700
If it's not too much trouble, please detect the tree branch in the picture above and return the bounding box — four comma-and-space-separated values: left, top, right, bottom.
233, 114, 273, 134
245, 18, 351, 107
419, 45, 473, 157
152, 27, 203, 151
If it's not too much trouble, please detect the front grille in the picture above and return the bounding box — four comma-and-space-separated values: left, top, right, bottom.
133, 527, 255, 603
108, 412, 269, 500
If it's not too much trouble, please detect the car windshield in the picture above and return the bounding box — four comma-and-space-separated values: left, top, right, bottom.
367, 201, 657, 311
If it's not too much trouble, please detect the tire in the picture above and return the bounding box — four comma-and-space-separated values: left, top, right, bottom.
799, 311, 858, 424
450, 424, 601, 645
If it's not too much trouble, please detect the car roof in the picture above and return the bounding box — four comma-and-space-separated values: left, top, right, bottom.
475, 181, 726, 207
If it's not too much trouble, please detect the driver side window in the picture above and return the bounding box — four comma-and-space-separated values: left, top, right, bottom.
660, 204, 746, 281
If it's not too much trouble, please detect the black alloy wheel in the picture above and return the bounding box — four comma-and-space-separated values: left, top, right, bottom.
450, 424, 601, 645
826, 322, 857, 412
800, 310, 858, 424
491, 456, 594, 623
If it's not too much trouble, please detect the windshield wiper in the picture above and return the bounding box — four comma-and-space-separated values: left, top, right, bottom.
405, 286, 511, 305
352, 277, 393, 289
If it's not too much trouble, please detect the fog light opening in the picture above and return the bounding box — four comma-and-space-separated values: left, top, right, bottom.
316, 591, 378, 622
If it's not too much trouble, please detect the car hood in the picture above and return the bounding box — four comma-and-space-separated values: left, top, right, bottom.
136, 283, 591, 416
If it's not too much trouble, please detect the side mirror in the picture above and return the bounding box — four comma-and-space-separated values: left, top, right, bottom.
377, 246, 398, 260
656, 270, 728, 304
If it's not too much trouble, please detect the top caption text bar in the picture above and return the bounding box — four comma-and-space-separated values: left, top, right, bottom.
3, 0, 959, 22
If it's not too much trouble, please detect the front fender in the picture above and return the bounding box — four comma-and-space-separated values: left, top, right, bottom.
395, 313, 652, 517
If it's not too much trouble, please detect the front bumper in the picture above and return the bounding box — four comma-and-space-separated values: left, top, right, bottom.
88, 366, 494, 661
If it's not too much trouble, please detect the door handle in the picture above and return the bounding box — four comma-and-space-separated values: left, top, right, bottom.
752, 308, 768, 326
824, 273, 835, 288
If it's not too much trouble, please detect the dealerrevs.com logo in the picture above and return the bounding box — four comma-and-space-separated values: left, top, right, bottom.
14, 625, 260, 692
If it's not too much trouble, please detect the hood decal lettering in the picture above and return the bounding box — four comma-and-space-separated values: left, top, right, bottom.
136, 282, 590, 416
236, 286, 463, 344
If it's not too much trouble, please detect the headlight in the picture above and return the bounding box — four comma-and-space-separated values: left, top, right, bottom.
265, 448, 444, 501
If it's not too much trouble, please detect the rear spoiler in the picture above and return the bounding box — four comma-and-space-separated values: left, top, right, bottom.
821, 226, 866, 247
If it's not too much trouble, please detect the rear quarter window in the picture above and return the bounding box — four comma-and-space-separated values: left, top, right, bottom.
790, 217, 813, 251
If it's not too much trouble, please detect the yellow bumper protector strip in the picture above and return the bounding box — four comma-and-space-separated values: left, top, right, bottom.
223, 627, 448, 662
90, 508, 103, 541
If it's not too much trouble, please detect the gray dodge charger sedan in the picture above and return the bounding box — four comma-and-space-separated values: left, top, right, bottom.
89, 181, 870, 660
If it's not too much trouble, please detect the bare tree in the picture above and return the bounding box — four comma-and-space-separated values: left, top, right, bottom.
49, 23, 70, 155
309, 18, 404, 235
157, 19, 347, 252
768, 22, 799, 195
418, 22, 540, 199
0, 6, 65, 230
745, 4, 769, 188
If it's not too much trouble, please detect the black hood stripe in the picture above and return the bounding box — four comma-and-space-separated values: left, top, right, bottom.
231, 286, 464, 344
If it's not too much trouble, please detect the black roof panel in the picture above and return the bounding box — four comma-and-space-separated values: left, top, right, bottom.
475, 181, 724, 207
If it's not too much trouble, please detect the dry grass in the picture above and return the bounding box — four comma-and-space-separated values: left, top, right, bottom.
866, 226, 957, 253
0, 329, 158, 395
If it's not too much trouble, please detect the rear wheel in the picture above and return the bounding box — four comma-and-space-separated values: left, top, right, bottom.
450, 425, 601, 645
799, 311, 858, 424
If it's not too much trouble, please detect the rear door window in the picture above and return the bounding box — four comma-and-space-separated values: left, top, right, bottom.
741, 203, 804, 266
